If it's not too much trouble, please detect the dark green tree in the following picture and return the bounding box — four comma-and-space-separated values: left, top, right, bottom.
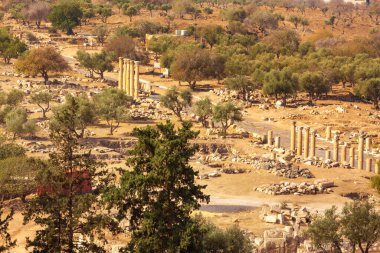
224, 75, 258, 101
108, 121, 209, 252
213, 102, 242, 137
48, 0, 83, 35
299, 71, 330, 104
341, 201, 380, 253
0, 201, 16, 252
94, 88, 131, 135
30, 90, 52, 119
193, 97, 213, 128
306, 206, 343, 252
23, 94, 118, 252
160, 87, 192, 121
263, 69, 299, 106
52, 94, 97, 138
357, 78, 380, 110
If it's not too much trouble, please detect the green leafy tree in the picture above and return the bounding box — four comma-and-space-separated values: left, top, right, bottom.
96, 5, 112, 23
0, 201, 16, 252
213, 102, 242, 137
5, 108, 36, 140
146, 3, 156, 17
160, 87, 192, 121
93, 24, 107, 45
0, 157, 43, 202
52, 94, 97, 138
30, 90, 52, 119
0, 142, 25, 160
288, 15, 302, 29
15, 47, 70, 85
76, 50, 113, 79
196, 25, 224, 48
306, 206, 343, 252
192, 97, 213, 127
124, 6, 138, 21
94, 88, 131, 135
299, 72, 330, 104
23, 96, 118, 252
0, 29, 27, 64
263, 29, 300, 57
224, 75, 258, 101
107, 121, 209, 252
6, 89, 24, 106
263, 69, 299, 106
48, 0, 83, 35
357, 78, 380, 110
244, 11, 279, 36
147, 35, 178, 60
341, 201, 380, 253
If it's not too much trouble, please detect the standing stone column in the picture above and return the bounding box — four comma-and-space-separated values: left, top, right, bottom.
118, 57, 123, 90
125, 60, 130, 95
376, 160, 380, 174
274, 136, 281, 148
326, 126, 332, 141
123, 58, 128, 94
349, 147, 355, 168
365, 137, 371, 152
341, 144, 347, 163
297, 126, 303, 156
333, 135, 339, 161
129, 60, 135, 98
366, 158, 372, 173
267, 130, 273, 146
310, 130, 316, 158
134, 61, 140, 99
358, 134, 364, 170
303, 127, 310, 159
325, 150, 331, 160
290, 121, 296, 152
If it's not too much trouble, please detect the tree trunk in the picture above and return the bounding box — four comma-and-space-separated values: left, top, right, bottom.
42, 109, 46, 119
67, 27, 74, 35
282, 96, 287, 107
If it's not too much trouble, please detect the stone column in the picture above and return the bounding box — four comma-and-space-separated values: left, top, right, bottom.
365, 137, 371, 152
134, 61, 140, 99
297, 127, 303, 156
310, 130, 316, 158
125, 59, 130, 95
123, 58, 128, 95
267, 130, 273, 146
366, 158, 372, 173
303, 127, 310, 159
118, 57, 123, 90
129, 60, 135, 98
274, 136, 280, 148
333, 135, 339, 161
376, 160, 380, 174
325, 150, 331, 160
358, 134, 364, 170
349, 147, 355, 168
341, 145, 347, 163
290, 121, 296, 152
326, 126, 332, 141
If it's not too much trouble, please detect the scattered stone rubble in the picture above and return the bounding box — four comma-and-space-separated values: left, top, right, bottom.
255, 179, 334, 195
250, 157, 314, 179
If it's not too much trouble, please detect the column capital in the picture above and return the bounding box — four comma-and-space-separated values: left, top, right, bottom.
292, 121, 296, 126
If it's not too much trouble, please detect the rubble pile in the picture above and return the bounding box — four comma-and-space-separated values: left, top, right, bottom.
255, 180, 334, 195
221, 168, 246, 174
250, 157, 314, 178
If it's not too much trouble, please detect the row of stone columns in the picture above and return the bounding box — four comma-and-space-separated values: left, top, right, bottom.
118, 57, 140, 99
287, 122, 380, 173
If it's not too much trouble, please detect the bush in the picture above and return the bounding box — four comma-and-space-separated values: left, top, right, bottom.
371, 175, 380, 193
